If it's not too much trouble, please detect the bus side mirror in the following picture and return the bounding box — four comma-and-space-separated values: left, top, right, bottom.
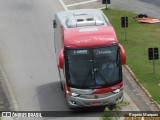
119, 44, 126, 65
58, 49, 64, 69
53, 20, 57, 28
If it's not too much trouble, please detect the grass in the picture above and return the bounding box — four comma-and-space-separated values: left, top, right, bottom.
101, 101, 130, 120
103, 8, 160, 104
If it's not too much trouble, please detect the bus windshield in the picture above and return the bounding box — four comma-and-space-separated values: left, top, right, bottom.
65, 44, 122, 89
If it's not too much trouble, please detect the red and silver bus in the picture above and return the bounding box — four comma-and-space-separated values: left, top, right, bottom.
53, 9, 126, 108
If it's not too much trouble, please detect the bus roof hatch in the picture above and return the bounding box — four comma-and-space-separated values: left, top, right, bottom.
66, 12, 104, 28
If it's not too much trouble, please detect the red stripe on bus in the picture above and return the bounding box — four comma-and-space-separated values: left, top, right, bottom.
93, 82, 123, 94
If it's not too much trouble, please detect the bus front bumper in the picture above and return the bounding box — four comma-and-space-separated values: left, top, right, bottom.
66, 91, 123, 108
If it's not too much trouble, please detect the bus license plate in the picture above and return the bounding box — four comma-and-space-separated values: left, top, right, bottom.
90, 102, 102, 106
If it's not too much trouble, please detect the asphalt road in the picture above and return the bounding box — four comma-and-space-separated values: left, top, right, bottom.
0, 0, 68, 111
64, 0, 160, 19
140, 0, 160, 7
0, 0, 159, 120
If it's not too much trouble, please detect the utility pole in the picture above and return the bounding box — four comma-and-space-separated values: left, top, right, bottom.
102, 0, 111, 9
148, 48, 159, 74
121, 17, 128, 41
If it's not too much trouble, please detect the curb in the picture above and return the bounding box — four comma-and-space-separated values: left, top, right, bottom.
124, 65, 160, 111
0, 64, 19, 111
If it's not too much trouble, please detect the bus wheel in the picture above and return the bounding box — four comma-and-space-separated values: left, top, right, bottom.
60, 82, 64, 91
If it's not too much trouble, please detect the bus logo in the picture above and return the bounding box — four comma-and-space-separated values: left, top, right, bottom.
94, 95, 98, 99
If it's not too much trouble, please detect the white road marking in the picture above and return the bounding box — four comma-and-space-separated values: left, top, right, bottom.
59, 0, 68, 10
66, 0, 98, 7
124, 92, 139, 111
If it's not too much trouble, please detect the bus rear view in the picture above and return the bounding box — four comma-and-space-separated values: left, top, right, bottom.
53, 9, 126, 108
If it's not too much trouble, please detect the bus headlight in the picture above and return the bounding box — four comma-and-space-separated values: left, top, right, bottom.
71, 92, 80, 97
112, 89, 120, 93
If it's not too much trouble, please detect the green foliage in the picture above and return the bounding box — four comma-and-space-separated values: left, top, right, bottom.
103, 9, 160, 104
100, 101, 130, 120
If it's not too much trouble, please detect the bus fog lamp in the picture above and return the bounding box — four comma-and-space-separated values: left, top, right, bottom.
116, 96, 123, 102
71, 101, 77, 104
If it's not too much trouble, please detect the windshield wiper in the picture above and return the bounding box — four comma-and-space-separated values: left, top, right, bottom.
82, 69, 93, 86
96, 70, 109, 84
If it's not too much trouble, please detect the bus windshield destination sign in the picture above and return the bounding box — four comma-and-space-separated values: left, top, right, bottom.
71, 50, 89, 55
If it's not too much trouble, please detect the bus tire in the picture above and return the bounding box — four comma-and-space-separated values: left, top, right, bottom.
60, 82, 64, 91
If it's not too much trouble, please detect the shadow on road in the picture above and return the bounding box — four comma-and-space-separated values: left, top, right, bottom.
36, 81, 69, 111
